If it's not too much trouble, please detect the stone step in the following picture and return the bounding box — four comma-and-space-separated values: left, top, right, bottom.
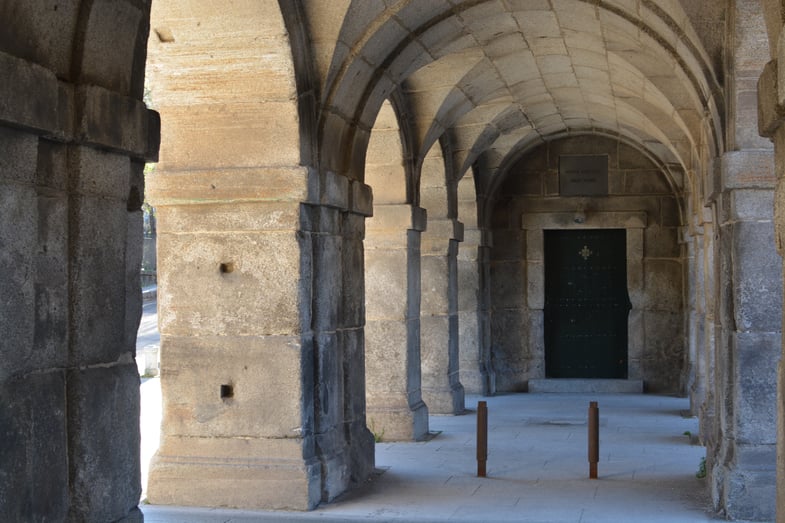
528, 379, 644, 393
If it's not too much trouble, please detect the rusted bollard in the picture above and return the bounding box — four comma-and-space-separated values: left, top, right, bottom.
477, 401, 488, 477
588, 401, 599, 479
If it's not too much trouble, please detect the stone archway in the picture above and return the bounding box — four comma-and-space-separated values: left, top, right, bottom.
487, 136, 685, 393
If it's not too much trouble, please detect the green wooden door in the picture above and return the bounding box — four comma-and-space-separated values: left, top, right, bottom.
544, 229, 631, 379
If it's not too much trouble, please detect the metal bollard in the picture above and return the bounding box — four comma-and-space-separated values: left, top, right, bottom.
588, 401, 599, 479
477, 401, 488, 477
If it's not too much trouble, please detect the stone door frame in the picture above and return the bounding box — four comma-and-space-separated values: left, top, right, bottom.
522, 211, 647, 381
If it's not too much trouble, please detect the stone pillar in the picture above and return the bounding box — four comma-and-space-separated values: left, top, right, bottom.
421, 219, 465, 414
300, 176, 376, 502
365, 205, 429, 440
147, 167, 375, 509
457, 175, 484, 394
699, 216, 719, 449
478, 231, 497, 395
685, 221, 702, 410
708, 150, 780, 521
0, 6, 158, 519
759, 55, 785, 523
147, 176, 319, 509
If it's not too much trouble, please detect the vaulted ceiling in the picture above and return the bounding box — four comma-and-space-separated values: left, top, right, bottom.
309, 0, 725, 188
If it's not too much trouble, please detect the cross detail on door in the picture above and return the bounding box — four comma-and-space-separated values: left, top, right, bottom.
579, 245, 593, 260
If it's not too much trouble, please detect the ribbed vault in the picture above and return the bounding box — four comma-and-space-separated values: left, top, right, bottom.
309, 0, 723, 193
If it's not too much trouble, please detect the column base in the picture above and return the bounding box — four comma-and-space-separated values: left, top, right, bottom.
367, 401, 429, 441
146, 435, 321, 511
423, 383, 466, 415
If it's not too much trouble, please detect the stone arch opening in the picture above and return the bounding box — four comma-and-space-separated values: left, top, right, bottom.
364, 99, 429, 441
3, 0, 785, 520
486, 135, 687, 393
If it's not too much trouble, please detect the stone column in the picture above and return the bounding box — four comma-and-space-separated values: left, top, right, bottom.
708, 150, 780, 521
147, 172, 321, 509
365, 205, 429, 440
478, 231, 497, 395
457, 175, 484, 394
421, 219, 465, 414
698, 214, 719, 449
759, 56, 785, 523
148, 168, 375, 509
0, 10, 158, 520
300, 174, 376, 502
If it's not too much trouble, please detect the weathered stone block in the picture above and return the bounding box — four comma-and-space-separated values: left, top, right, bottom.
351, 180, 374, 216
458, 311, 482, 393
365, 320, 410, 397
722, 150, 776, 189
721, 467, 776, 521
80, 1, 142, 96
157, 231, 301, 337
315, 331, 345, 429
365, 249, 408, 319
72, 145, 130, 199
160, 335, 303, 437
148, 435, 321, 510
421, 255, 450, 314
0, 184, 37, 377
490, 229, 524, 261
643, 259, 683, 311
642, 311, 684, 392
623, 170, 671, 195
526, 260, 545, 310
70, 196, 129, 364
421, 315, 456, 413
342, 236, 366, 329
0, 371, 68, 523
156, 201, 301, 234
733, 331, 780, 445
312, 233, 342, 331
0, 126, 37, 183
149, 166, 309, 207
731, 221, 782, 332
490, 260, 525, 308
158, 101, 301, 170
619, 143, 656, 169
67, 364, 141, 522
0, 51, 61, 136
368, 204, 413, 231
758, 59, 784, 138
644, 225, 680, 258
35, 138, 68, 190
76, 85, 156, 160
340, 328, 368, 423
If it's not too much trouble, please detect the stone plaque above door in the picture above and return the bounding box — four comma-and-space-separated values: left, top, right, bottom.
559, 155, 609, 196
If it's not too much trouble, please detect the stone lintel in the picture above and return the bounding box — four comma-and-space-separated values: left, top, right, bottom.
147, 166, 309, 206
521, 211, 647, 230
0, 51, 158, 160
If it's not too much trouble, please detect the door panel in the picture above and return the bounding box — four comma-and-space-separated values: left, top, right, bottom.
544, 229, 631, 379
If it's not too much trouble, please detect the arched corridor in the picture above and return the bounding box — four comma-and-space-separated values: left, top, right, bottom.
0, 1, 783, 521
